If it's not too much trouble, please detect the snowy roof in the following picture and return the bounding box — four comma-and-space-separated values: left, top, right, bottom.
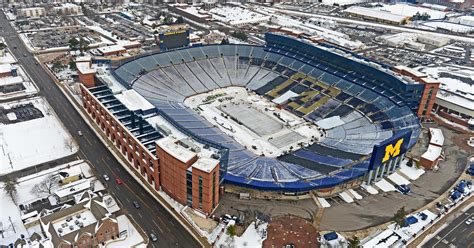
54, 179, 91, 198
344, 6, 407, 23
51, 210, 97, 237
0, 63, 12, 74
421, 145, 442, 161
97, 45, 126, 54
192, 157, 219, 173
380, 3, 446, 19
0, 76, 23, 86
77, 62, 95, 74
272, 90, 298, 104
429, 128, 444, 147
156, 137, 196, 163
115, 89, 155, 111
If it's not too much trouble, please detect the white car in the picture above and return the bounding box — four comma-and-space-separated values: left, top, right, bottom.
103, 174, 110, 181
465, 218, 473, 225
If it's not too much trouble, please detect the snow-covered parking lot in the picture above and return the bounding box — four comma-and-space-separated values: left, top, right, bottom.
0, 97, 78, 175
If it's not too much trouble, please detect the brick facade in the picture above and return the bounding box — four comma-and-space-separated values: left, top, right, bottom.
80, 84, 220, 214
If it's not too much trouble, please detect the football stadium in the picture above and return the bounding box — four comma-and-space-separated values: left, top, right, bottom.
80, 33, 428, 213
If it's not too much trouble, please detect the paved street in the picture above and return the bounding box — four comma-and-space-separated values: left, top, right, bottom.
0, 12, 200, 248
422, 206, 474, 248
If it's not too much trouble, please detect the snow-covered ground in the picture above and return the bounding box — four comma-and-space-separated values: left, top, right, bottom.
0, 160, 93, 245
0, 97, 78, 175
106, 215, 145, 248
214, 220, 268, 248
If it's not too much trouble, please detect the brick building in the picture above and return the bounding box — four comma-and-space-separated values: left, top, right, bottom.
40, 193, 120, 248
393, 65, 440, 119
80, 84, 221, 214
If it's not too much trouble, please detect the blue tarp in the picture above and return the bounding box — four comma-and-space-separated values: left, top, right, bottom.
323, 232, 338, 241
403, 216, 418, 227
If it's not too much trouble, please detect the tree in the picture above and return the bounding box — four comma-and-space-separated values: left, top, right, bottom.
220, 38, 229, 45
3, 176, 18, 204
51, 61, 62, 73
68, 38, 79, 52
0, 42, 6, 50
348, 235, 360, 248
69, 60, 77, 71
231, 31, 248, 41
175, 16, 184, 24
31, 175, 56, 196
78, 38, 89, 55
226, 225, 237, 238
392, 206, 407, 229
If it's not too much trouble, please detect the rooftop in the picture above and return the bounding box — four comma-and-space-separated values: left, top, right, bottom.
344, 6, 407, 23
54, 179, 91, 198
0, 63, 12, 74
192, 157, 219, 173
97, 45, 126, 54
156, 136, 196, 163
115, 89, 155, 111
51, 209, 97, 237
421, 145, 442, 161
429, 128, 444, 147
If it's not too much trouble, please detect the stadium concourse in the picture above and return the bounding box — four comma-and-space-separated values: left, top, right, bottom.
104, 33, 422, 192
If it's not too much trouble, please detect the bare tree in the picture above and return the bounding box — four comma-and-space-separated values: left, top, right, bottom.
31, 175, 56, 196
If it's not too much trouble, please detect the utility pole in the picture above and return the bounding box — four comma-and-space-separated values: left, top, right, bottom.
9, 216, 16, 233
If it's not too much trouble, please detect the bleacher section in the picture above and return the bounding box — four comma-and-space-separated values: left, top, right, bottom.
111, 35, 421, 191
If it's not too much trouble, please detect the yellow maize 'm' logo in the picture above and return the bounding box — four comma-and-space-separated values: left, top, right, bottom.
382, 138, 404, 163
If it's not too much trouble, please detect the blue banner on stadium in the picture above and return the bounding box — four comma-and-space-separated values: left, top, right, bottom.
368, 130, 412, 171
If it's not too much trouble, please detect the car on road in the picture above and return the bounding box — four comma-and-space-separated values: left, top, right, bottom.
23, 53, 27, 57
115, 177, 123, 185
132, 201, 140, 209
78, 130, 83, 136
149, 232, 158, 242
395, 184, 410, 195
466, 217, 473, 225
103, 174, 110, 181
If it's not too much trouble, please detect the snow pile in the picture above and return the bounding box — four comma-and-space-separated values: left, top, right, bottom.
214, 220, 268, 248
0, 98, 78, 175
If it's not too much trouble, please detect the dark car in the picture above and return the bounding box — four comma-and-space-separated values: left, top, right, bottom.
395, 184, 410, 195
132, 201, 140, 209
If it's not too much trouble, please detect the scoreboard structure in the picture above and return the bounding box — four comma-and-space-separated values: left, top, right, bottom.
158, 24, 190, 51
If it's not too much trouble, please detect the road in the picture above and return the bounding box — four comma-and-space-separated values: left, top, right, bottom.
0, 11, 200, 248
422, 205, 474, 248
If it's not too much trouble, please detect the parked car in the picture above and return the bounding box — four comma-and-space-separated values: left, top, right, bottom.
395, 184, 410, 195
103, 174, 110, 181
133, 201, 140, 209
149, 232, 158, 242
115, 177, 123, 185
78, 130, 83, 136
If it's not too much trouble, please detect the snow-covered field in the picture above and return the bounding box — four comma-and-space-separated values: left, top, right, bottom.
0, 160, 92, 245
0, 97, 78, 175
185, 87, 323, 157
